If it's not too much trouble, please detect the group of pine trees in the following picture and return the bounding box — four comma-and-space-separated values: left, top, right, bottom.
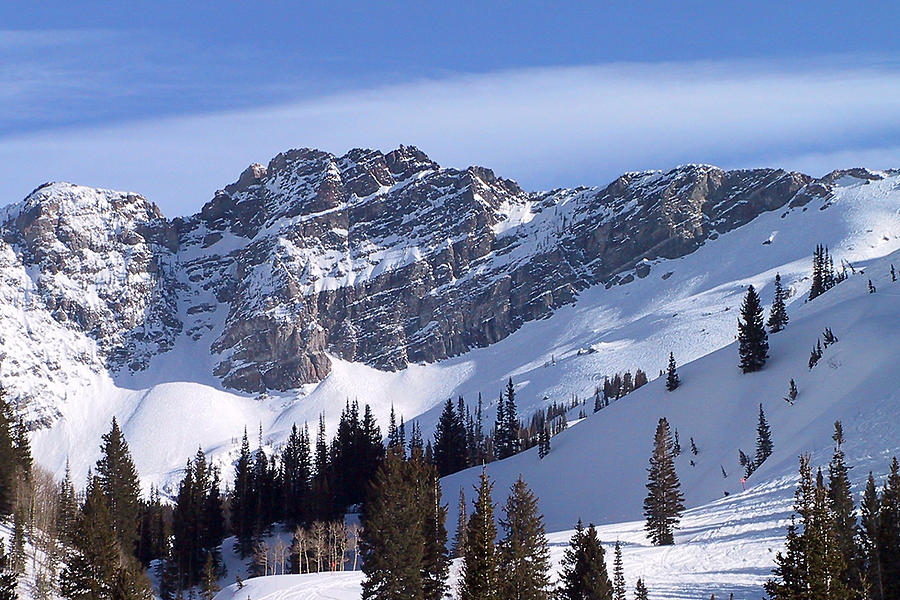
0, 390, 33, 597
808, 244, 846, 301
766, 422, 900, 600
594, 368, 650, 411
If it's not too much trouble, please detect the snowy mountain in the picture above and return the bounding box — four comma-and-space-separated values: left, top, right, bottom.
0, 149, 896, 494
214, 246, 900, 599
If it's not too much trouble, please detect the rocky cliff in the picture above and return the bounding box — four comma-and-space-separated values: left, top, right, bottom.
0, 146, 839, 415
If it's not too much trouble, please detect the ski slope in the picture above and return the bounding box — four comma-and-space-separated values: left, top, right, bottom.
215, 244, 900, 600
28, 169, 900, 497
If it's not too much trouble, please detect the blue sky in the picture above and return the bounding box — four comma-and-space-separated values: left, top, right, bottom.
3, 1, 900, 215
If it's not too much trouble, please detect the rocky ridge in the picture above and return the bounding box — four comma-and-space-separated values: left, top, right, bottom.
0, 146, 845, 421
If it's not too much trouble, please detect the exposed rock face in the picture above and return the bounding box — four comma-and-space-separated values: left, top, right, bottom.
0, 147, 842, 403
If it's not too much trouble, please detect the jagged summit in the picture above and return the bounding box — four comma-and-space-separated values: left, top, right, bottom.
0, 148, 892, 427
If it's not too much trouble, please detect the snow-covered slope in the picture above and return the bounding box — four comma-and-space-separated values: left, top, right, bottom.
14, 166, 899, 495
214, 242, 900, 600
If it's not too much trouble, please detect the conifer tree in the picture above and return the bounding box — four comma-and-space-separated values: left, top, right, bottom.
61, 476, 122, 599
767, 272, 789, 333
231, 429, 255, 556
495, 379, 520, 460
556, 521, 612, 600
643, 418, 684, 546
361, 451, 425, 600
738, 285, 769, 373
860, 472, 884, 600
809, 244, 825, 300
0, 392, 15, 518
415, 457, 450, 600
879, 458, 900, 600
0, 537, 17, 600
498, 476, 551, 600
96, 418, 142, 556
612, 540, 625, 600
634, 579, 649, 600
57, 461, 78, 545
281, 423, 311, 526
665, 353, 679, 391
434, 399, 468, 477
201, 554, 220, 600
755, 404, 773, 469
454, 488, 468, 558
827, 422, 863, 594
459, 469, 499, 600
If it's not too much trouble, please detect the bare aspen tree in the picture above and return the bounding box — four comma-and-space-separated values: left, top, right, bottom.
347, 522, 361, 571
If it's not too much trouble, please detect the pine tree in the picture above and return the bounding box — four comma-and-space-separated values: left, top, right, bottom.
634, 578, 649, 600
878, 458, 900, 600
434, 399, 468, 477
690, 437, 699, 456
556, 521, 612, 600
454, 487, 468, 558
0, 392, 15, 518
643, 418, 685, 545
60, 477, 121, 599
827, 422, 863, 595
767, 272, 789, 333
0, 537, 17, 600
810, 244, 825, 300
415, 458, 449, 600
495, 379, 520, 460
755, 404, 773, 469
231, 429, 255, 556
765, 516, 805, 600
58, 460, 78, 544
891, 264, 896, 282
281, 423, 311, 526
860, 472, 884, 600
738, 285, 769, 373
201, 553, 220, 600
612, 540, 625, 600
665, 353, 679, 391
459, 469, 499, 600
96, 418, 142, 556
498, 476, 551, 600
361, 451, 425, 600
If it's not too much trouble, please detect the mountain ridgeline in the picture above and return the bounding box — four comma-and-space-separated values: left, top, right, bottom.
0, 146, 870, 424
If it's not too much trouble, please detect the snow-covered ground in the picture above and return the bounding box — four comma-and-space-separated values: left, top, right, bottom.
28, 170, 900, 497
215, 245, 900, 600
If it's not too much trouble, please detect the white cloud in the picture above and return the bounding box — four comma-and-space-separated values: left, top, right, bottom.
1, 58, 899, 215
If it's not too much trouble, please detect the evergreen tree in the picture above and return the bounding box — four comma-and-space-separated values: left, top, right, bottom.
360, 451, 425, 600
556, 521, 612, 600
201, 553, 220, 600
459, 469, 499, 600
878, 458, 900, 600
634, 579, 649, 600
60, 477, 121, 599
612, 540, 625, 600
498, 476, 551, 600
0, 537, 17, 600
57, 460, 78, 545
827, 422, 863, 595
454, 488, 468, 558
809, 244, 825, 300
281, 423, 312, 526
765, 515, 806, 600
96, 418, 142, 556
767, 272, 789, 333
495, 379, 520, 460
434, 399, 468, 477
665, 353, 679, 391
0, 392, 15, 518
738, 285, 769, 373
755, 404, 773, 469
643, 418, 684, 546
860, 472, 884, 600
416, 458, 449, 600
231, 429, 255, 556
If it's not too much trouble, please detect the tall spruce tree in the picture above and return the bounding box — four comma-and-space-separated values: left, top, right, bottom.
755, 404, 773, 469
827, 422, 863, 595
361, 451, 425, 600
454, 487, 468, 558
495, 379, 520, 460
879, 458, 900, 600
498, 476, 551, 600
665, 353, 679, 391
0, 537, 17, 600
459, 469, 499, 600
231, 429, 255, 556
414, 457, 450, 600
556, 521, 612, 600
767, 273, 789, 333
434, 399, 468, 477
0, 392, 16, 518
612, 540, 625, 600
809, 244, 826, 300
634, 579, 649, 600
281, 422, 312, 526
96, 418, 142, 557
643, 418, 685, 546
860, 472, 884, 600
738, 285, 769, 373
